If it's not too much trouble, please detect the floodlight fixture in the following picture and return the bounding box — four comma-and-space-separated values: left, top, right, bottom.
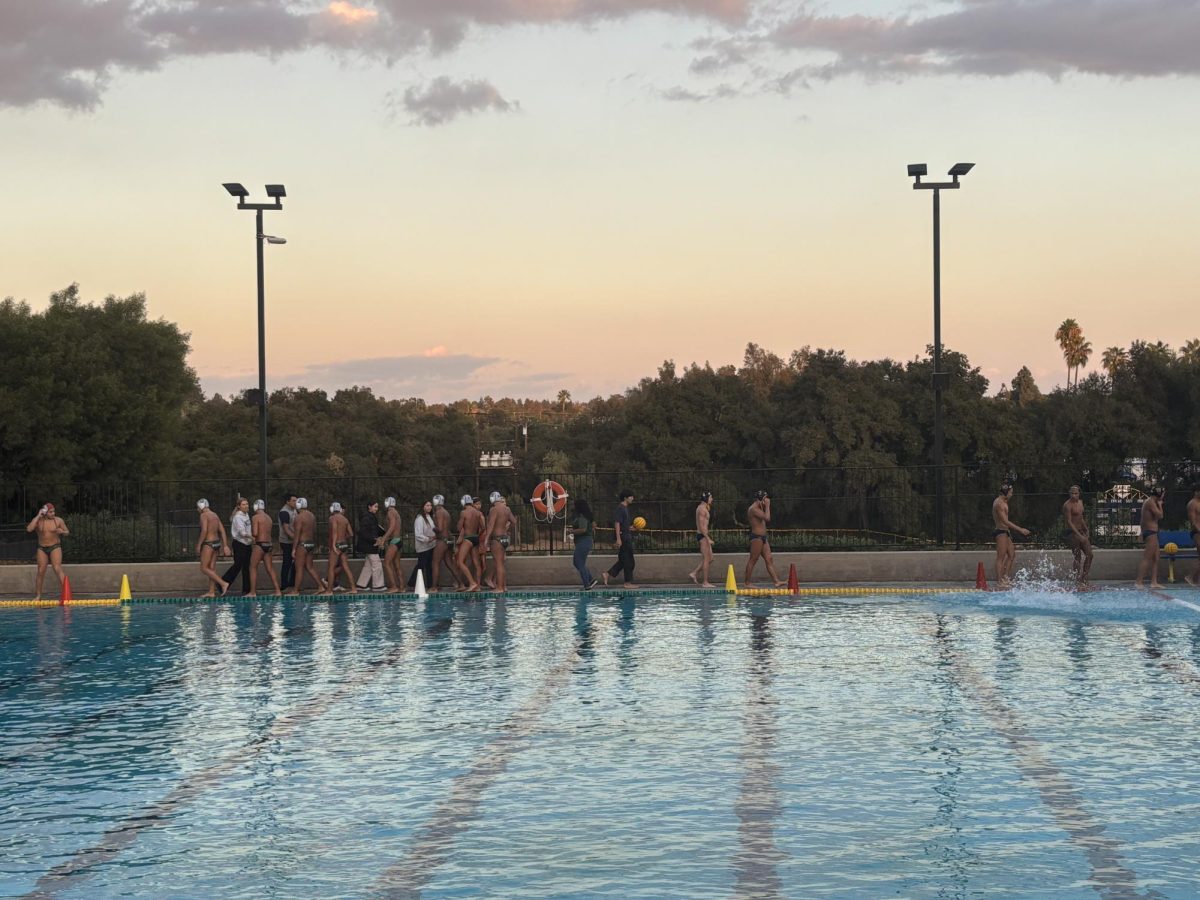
223, 182, 249, 198
264, 184, 287, 198
948, 163, 974, 177
907, 164, 927, 178
264, 235, 287, 245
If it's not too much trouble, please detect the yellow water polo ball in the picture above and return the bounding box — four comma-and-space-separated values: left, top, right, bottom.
1163, 542, 1179, 555
632, 516, 647, 530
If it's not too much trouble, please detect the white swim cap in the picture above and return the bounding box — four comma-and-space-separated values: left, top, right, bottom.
461, 494, 473, 507
330, 502, 343, 514
253, 499, 265, 511
432, 494, 445, 507
296, 498, 308, 509
384, 496, 396, 509
489, 491, 503, 503
196, 499, 209, 510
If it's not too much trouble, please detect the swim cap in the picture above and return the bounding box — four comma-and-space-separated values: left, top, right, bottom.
1151, 486, 1165, 497
196, 499, 209, 510
296, 498, 308, 509
1000, 483, 1013, 495
330, 502, 343, 514
384, 496, 396, 509
432, 494, 445, 507
461, 494, 473, 507
700, 491, 713, 503
44, 503, 56, 515
253, 499, 265, 512
753, 490, 768, 501
489, 491, 503, 503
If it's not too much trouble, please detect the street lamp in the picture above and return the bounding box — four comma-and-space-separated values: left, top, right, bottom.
907, 162, 973, 546
222, 182, 286, 505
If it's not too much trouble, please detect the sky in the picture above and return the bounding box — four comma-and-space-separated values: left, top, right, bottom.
2, 0, 1197, 403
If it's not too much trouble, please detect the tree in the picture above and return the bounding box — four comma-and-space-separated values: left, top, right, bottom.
556, 389, 572, 412
1009, 366, 1042, 407
1101, 346, 1128, 379
1055, 319, 1081, 387
1180, 339, 1200, 366
1067, 337, 1093, 387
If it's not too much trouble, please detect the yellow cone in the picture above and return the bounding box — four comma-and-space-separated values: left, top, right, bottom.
725, 564, 737, 593
118, 574, 132, 601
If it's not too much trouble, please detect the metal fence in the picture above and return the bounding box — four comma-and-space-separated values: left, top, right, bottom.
2, 461, 1196, 563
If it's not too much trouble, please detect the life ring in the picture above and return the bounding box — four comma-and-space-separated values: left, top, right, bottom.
530, 480, 568, 516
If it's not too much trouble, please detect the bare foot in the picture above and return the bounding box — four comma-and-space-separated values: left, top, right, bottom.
318, 590, 333, 596
773, 581, 787, 588
1185, 575, 1196, 587
601, 573, 609, 586
1134, 581, 1145, 589
623, 583, 640, 589
201, 592, 215, 599
220, 581, 231, 596
701, 582, 714, 588
688, 571, 699, 585
1150, 582, 1163, 589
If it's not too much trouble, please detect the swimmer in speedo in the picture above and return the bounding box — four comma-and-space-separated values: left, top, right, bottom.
431, 494, 461, 592
286, 498, 326, 594
321, 502, 358, 595
455, 494, 485, 592
380, 496, 404, 593
27, 502, 69, 601
195, 499, 231, 597
249, 499, 282, 596
688, 491, 715, 587
482, 491, 519, 593
745, 490, 785, 588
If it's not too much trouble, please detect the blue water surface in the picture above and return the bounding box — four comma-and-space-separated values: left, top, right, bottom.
2, 586, 1199, 898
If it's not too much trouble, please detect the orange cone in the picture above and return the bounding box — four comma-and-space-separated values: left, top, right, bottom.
60, 575, 73, 605
975, 562, 989, 591
787, 563, 799, 594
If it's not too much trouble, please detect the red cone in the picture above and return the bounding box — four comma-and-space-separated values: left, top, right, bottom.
975, 562, 989, 591
60, 575, 73, 605
787, 563, 799, 594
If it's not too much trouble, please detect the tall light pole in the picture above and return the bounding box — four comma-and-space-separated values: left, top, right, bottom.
222, 182, 286, 505
907, 162, 973, 546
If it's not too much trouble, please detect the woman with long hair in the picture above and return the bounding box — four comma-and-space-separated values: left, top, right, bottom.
222, 496, 253, 595
408, 499, 437, 591
571, 498, 597, 589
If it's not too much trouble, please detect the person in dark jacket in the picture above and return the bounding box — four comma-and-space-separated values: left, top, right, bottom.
356, 500, 386, 591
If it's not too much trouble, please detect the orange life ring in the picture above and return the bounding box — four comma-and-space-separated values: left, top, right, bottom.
531, 480, 568, 516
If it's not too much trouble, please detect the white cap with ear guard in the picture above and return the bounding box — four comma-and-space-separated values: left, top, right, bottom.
384, 497, 396, 508
330, 502, 343, 514
432, 494, 444, 507
461, 494, 473, 507
253, 499, 265, 511
296, 498, 308, 509
196, 499, 209, 510
489, 491, 503, 503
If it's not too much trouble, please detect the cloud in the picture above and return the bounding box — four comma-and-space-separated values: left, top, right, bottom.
0, 0, 750, 110
763, 1, 1200, 83
392, 76, 517, 126
201, 352, 573, 402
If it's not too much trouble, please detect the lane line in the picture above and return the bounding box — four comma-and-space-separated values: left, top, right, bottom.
732, 610, 785, 899
373, 622, 601, 898
1148, 588, 1200, 615
23, 617, 437, 899
931, 622, 1162, 900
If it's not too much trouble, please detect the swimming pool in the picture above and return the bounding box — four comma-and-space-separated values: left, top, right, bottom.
2, 586, 1197, 898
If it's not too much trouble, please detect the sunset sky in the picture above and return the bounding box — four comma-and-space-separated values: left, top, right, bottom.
2, 1, 1197, 403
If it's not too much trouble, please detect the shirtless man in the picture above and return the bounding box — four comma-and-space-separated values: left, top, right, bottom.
249, 499, 282, 596
1062, 485, 1093, 585
745, 490, 785, 587
322, 502, 358, 595
194, 499, 231, 597
688, 491, 715, 587
431, 494, 460, 592
26, 503, 69, 601
455, 495, 486, 592
287, 498, 326, 594
482, 491, 520, 593
992, 483, 1030, 588
1135, 487, 1165, 589
1186, 485, 1200, 587
380, 496, 404, 593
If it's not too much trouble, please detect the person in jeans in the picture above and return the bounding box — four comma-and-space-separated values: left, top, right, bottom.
602, 489, 638, 588
278, 494, 298, 589
222, 497, 253, 594
571, 498, 597, 589
356, 500, 386, 591
408, 500, 437, 591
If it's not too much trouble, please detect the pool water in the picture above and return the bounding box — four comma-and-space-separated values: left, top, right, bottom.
2, 587, 1198, 898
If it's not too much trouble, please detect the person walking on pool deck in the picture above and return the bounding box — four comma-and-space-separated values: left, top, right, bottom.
689, 491, 715, 587
1187, 485, 1200, 587
195, 499, 231, 597
571, 498, 597, 589
27, 503, 69, 601
278, 494, 298, 590
321, 502, 358, 595
380, 496, 404, 593
992, 483, 1030, 588
745, 490, 785, 588
455, 495, 485, 592
286, 498, 326, 594
1135, 487, 1165, 589
356, 500, 386, 592
222, 497, 253, 595
249, 500, 282, 596
408, 500, 438, 591
482, 492, 520, 592
603, 489, 639, 588
1062, 485, 1093, 585
432, 494, 461, 592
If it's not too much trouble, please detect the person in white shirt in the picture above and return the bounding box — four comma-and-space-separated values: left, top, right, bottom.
407, 500, 438, 591
222, 497, 253, 595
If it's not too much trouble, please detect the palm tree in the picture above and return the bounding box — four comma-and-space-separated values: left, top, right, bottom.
1181, 339, 1200, 366
1068, 339, 1092, 386
556, 389, 571, 412
1101, 346, 1128, 379
1055, 319, 1081, 387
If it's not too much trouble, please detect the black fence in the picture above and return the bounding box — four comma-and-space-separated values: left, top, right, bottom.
2, 461, 1196, 563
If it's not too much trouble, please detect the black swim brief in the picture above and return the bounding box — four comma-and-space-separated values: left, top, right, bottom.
37, 544, 60, 557
465, 535, 480, 547
993, 529, 1010, 539
256, 542, 272, 553
204, 540, 222, 551
748, 533, 768, 545
301, 541, 316, 552
335, 542, 351, 555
